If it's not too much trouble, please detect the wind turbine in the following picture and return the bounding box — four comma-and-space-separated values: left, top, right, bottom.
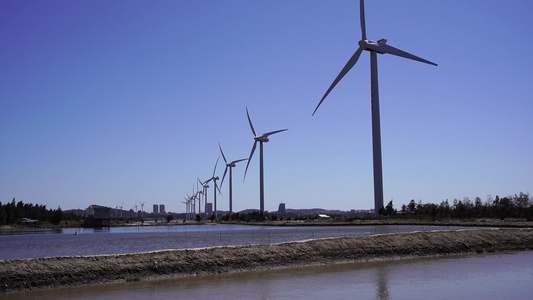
133, 201, 138, 218
198, 178, 208, 218
244, 107, 288, 215
182, 197, 190, 220
182, 199, 187, 219
140, 201, 146, 219
312, 0, 437, 216
202, 157, 222, 219
184, 192, 196, 220
219, 143, 247, 217
119, 202, 124, 218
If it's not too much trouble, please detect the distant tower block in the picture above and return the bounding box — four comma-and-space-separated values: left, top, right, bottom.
159, 204, 166, 214
206, 203, 213, 216
278, 202, 286, 216
153, 204, 159, 214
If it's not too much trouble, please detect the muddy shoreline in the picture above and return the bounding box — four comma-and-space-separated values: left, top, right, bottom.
1, 228, 532, 293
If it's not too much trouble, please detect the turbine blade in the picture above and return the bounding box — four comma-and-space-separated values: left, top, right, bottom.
368, 42, 437, 66
244, 141, 257, 181
360, 0, 366, 40
246, 107, 257, 137
313, 47, 364, 116
212, 156, 220, 177
262, 128, 288, 137
218, 143, 228, 164
221, 166, 228, 188
230, 158, 248, 164
216, 182, 222, 195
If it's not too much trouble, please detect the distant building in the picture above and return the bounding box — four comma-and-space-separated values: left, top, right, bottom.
153, 204, 159, 214
206, 203, 213, 216
14, 218, 38, 225
159, 204, 166, 214
84, 205, 110, 228
278, 202, 286, 216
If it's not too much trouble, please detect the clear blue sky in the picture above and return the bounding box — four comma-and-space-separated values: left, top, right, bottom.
1, 0, 532, 213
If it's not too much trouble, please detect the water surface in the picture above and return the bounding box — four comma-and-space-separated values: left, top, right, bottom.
3, 251, 532, 299
0, 224, 466, 260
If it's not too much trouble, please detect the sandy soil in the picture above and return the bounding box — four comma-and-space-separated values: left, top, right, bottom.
1, 228, 532, 293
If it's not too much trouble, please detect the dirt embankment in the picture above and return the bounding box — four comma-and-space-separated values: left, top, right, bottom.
1, 228, 532, 293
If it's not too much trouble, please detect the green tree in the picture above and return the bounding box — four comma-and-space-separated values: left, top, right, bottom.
385, 200, 395, 216
407, 199, 416, 213
439, 199, 451, 218
166, 214, 174, 223
49, 207, 63, 225
0, 206, 7, 225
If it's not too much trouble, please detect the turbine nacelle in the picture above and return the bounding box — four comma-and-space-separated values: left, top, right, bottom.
359, 39, 388, 54
255, 136, 270, 143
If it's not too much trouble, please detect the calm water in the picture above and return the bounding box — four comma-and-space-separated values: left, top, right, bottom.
0, 224, 466, 260
3, 251, 532, 299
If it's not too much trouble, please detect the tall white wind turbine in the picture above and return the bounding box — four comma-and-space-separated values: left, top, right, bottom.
313, 0, 437, 216
244, 107, 287, 215
219, 143, 247, 217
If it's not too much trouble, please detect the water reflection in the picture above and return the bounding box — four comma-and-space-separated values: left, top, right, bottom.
375, 265, 390, 300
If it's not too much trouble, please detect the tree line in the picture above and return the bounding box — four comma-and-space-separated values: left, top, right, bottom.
383, 192, 532, 220
0, 198, 67, 225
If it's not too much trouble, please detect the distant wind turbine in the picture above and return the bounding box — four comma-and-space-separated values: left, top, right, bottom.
182, 197, 191, 220
219, 143, 247, 217
244, 107, 288, 215
203, 157, 221, 219
313, 0, 437, 216
197, 178, 206, 217
140, 201, 146, 219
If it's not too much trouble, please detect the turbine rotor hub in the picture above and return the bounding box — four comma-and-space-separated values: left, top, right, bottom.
358, 39, 387, 54
255, 136, 269, 142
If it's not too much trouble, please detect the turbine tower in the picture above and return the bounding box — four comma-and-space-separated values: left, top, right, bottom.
244, 107, 287, 215
219, 143, 247, 217
313, 0, 437, 216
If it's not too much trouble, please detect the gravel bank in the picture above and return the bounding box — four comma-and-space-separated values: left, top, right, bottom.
1, 228, 532, 293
